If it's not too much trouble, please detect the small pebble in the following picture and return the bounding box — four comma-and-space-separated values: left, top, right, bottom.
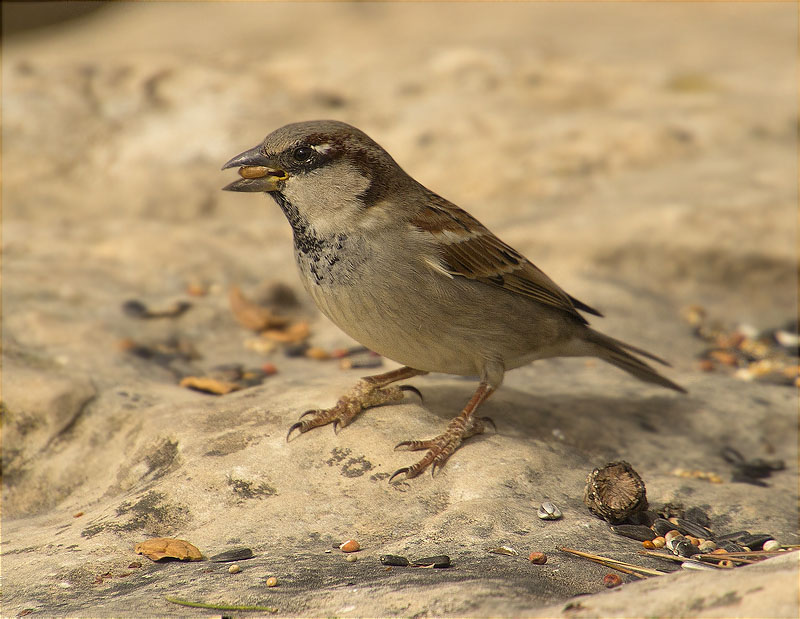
652, 537, 666, 549
261, 362, 278, 375
266, 576, 278, 586
228, 564, 240, 574
603, 573, 623, 588
642, 540, 655, 550
528, 552, 547, 564
339, 539, 360, 553
345, 554, 358, 562
763, 540, 781, 551
380, 555, 409, 567
537, 501, 562, 520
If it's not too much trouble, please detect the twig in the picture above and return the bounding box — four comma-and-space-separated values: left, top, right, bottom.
165, 597, 277, 612
559, 547, 664, 577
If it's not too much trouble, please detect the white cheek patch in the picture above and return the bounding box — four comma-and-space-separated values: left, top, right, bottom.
311, 143, 332, 155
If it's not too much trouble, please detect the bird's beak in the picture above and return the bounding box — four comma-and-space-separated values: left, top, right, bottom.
221, 145, 288, 192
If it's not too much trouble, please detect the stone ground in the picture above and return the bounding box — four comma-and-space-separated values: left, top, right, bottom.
2, 2, 798, 617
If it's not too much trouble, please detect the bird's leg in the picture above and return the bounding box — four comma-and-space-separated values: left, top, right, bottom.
287, 366, 427, 440
390, 382, 496, 481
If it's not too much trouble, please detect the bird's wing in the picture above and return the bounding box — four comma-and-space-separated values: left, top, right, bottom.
410, 192, 602, 324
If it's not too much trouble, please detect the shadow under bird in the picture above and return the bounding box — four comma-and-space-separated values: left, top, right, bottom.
222, 120, 685, 481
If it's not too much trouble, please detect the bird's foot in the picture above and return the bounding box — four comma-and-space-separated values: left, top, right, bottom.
286, 379, 415, 440
390, 415, 496, 481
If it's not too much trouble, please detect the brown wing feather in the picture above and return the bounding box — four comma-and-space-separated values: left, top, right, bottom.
412, 194, 600, 324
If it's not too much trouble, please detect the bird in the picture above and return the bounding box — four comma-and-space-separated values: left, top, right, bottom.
222, 120, 685, 481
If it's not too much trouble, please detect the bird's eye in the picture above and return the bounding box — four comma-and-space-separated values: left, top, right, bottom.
292, 146, 314, 162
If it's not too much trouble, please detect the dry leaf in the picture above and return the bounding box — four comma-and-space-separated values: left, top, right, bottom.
229, 285, 290, 331
134, 537, 203, 562
180, 376, 241, 395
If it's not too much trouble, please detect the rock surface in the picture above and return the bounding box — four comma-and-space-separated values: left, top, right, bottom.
2, 3, 797, 617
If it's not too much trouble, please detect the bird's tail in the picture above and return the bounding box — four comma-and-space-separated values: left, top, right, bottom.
582, 329, 687, 393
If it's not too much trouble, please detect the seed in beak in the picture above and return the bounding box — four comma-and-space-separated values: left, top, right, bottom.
238, 166, 271, 179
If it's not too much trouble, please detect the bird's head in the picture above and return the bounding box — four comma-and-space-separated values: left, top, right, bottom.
223, 120, 414, 234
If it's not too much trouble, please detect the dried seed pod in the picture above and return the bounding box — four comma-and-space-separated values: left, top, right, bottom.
266, 576, 278, 586
684, 507, 711, 528
719, 560, 734, 568
583, 461, 647, 524
228, 564, 241, 574
738, 534, 773, 550
537, 502, 562, 520
603, 573, 623, 588
762, 540, 780, 551
652, 537, 666, 549
642, 540, 655, 550
339, 539, 360, 553
345, 554, 358, 562
412, 555, 451, 568
710, 548, 728, 555
652, 518, 676, 537
675, 518, 714, 540
717, 530, 750, 542
528, 552, 547, 564
380, 555, 409, 566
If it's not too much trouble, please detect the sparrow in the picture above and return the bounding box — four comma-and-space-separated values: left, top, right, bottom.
222, 120, 685, 481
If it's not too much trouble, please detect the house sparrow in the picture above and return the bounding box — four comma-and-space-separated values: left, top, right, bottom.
222, 120, 685, 481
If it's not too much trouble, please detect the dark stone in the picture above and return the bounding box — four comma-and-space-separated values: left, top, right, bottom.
380, 554, 409, 566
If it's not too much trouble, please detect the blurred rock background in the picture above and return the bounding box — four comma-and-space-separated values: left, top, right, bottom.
2, 3, 797, 617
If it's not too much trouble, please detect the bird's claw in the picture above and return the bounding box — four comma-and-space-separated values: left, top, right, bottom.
389, 467, 410, 483
399, 384, 423, 402
286, 421, 305, 442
